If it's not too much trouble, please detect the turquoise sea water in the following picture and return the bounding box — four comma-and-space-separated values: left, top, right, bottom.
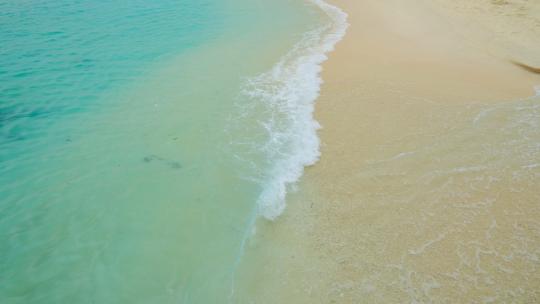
0, 0, 346, 302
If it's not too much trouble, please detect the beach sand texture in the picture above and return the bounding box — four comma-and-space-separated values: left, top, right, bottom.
234, 0, 540, 303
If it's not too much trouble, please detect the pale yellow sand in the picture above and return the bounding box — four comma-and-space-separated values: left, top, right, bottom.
233, 1, 540, 303
424, 0, 540, 67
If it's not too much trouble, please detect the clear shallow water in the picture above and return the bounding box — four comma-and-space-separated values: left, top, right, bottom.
0, 0, 222, 143
0, 0, 333, 302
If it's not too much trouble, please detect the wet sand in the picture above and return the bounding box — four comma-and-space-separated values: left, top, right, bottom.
233, 0, 540, 303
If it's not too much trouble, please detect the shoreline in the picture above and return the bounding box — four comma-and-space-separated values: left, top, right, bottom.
234, 0, 540, 302
246, 0, 348, 220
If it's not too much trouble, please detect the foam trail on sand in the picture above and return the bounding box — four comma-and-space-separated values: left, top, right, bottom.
242, 0, 348, 220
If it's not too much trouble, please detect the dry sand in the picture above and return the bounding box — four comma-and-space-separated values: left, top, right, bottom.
233, 0, 540, 303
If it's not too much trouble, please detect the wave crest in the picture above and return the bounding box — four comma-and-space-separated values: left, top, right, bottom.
241, 0, 348, 220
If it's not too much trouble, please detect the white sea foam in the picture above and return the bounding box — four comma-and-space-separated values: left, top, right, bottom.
242, 0, 348, 220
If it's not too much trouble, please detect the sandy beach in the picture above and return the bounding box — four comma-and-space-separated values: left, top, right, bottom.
234, 0, 540, 302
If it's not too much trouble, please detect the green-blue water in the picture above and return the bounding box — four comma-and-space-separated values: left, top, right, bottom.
0, 0, 343, 302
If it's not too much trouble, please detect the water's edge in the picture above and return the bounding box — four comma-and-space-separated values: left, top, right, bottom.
243, 0, 348, 220
228, 0, 348, 299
